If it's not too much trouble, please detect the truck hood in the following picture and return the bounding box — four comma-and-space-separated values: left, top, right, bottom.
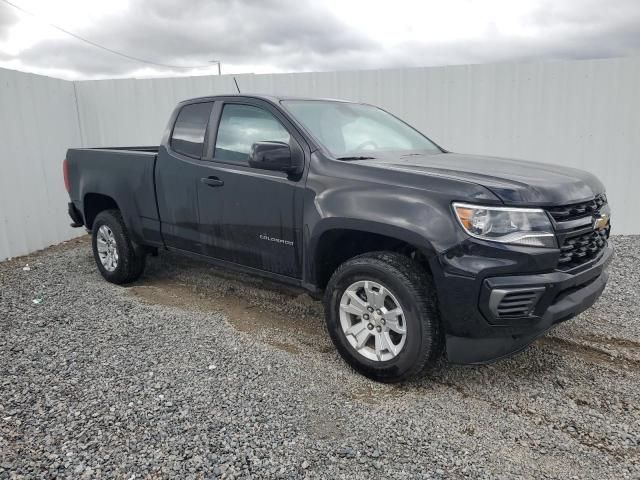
364, 152, 604, 205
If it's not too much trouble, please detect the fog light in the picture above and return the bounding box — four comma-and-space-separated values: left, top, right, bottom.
488, 287, 546, 319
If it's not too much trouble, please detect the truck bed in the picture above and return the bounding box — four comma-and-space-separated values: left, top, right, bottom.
66, 146, 161, 247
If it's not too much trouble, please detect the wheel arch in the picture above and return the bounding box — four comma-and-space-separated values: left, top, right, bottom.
83, 193, 120, 229
309, 219, 438, 290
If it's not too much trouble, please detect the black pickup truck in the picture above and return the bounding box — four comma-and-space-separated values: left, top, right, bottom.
64, 95, 612, 382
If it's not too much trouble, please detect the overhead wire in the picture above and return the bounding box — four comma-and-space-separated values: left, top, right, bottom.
0, 0, 214, 69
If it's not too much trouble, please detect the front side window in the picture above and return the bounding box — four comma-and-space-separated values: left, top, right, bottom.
215, 104, 291, 165
171, 102, 213, 158
282, 100, 440, 158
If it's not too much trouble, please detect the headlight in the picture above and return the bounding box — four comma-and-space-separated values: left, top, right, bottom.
453, 203, 557, 248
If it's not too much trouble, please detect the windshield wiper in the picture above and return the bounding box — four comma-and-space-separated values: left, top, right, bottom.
336, 156, 376, 161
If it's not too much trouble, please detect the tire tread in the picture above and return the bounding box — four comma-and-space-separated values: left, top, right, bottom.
324, 251, 443, 382
92, 209, 146, 284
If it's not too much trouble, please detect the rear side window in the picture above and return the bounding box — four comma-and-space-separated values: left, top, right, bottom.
171, 102, 213, 158
214, 104, 290, 165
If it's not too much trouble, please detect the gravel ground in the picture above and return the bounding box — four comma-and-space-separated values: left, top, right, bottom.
0, 235, 638, 479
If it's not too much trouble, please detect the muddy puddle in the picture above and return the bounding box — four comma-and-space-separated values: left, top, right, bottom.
347, 383, 418, 404
536, 335, 640, 370
127, 276, 330, 356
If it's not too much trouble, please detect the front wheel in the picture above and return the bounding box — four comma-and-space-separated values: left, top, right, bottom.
91, 209, 146, 284
324, 252, 442, 383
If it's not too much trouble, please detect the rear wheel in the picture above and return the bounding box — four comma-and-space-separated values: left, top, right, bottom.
324, 252, 442, 382
91, 210, 146, 284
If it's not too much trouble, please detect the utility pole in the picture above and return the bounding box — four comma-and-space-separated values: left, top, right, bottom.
209, 60, 221, 75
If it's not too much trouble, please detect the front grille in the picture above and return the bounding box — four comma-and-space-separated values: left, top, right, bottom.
490, 287, 545, 319
558, 228, 609, 270
547, 194, 606, 222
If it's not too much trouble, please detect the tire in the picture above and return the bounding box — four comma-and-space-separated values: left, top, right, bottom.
324, 251, 442, 383
91, 209, 146, 284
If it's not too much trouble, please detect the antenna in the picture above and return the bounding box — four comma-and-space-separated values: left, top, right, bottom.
233, 77, 241, 93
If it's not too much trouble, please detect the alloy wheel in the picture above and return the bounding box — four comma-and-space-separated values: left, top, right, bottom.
339, 280, 407, 361
96, 225, 119, 272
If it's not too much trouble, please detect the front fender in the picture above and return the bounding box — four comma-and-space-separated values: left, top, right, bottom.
309, 217, 439, 260
310, 182, 465, 251
303, 180, 473, 287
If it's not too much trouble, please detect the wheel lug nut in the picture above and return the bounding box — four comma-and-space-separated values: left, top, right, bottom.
363, 314, 369, 320
367, 323, 374, 330
376, 309, 382, 315
376, 326, 382, 332
381, 319, 386, 325
367, 307, 374, 313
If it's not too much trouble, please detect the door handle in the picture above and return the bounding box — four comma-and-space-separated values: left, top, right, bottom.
200, 176, 224, 187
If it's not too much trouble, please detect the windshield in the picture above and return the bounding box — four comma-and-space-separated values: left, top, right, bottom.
282, 100, 440, 158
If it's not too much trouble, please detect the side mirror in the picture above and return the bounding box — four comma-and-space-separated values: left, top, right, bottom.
248, 141, 302, 175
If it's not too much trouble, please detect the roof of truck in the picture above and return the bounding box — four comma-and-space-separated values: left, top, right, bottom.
182, 94, 356, 104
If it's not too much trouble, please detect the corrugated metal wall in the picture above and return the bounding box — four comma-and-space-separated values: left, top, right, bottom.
1, 57, 638, 260
0, 69, 84, 262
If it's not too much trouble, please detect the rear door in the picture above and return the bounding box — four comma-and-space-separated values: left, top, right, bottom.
196, 98, 307, 278
155, 100, 214, 253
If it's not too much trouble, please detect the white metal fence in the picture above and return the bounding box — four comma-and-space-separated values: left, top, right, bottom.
1, 57, 639, 260
0, 69, 84, 261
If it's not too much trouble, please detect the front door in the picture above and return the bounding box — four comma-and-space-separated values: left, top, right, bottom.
196, 100, 306, 278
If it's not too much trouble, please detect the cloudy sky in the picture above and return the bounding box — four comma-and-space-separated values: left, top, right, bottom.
0, 0, 639, 80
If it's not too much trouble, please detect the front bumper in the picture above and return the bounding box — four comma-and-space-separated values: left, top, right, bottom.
436, 241, 613, 365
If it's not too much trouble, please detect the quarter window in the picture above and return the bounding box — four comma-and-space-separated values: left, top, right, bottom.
215, 104, 290, 165
171, 102, 213, 158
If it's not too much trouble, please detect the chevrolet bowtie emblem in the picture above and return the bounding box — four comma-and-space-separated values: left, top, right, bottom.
593, 213, 610, 231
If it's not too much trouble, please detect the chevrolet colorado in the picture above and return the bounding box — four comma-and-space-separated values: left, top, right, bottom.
64, 95, 613, 382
